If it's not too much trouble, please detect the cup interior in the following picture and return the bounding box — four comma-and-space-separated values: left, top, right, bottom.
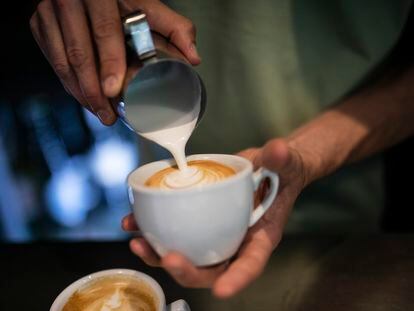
50, 269, 165, 311
128, 154, 252, 192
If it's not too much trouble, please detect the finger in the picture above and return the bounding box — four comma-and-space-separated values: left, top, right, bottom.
34, 0, 90, 110
161, 252, 226, 288
260, 139, 291, 172
30, 12, 45, 55
53, 0, 116, 125
121, 213, 139, 231
212, 234, 274, 298
168, 19, 200, 65
84, 0, 126, 97
261, 139, 306, 189
238, 140, 291, 172
237, 148, 262, 169
130, 238, 161, 267
135, 1, 201, 64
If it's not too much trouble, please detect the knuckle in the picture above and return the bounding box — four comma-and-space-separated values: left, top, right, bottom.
100, 54, 119, 66
240, 262, 259, 281
93, 19, 118, 41
53, 61, 71, 79
35, 0, 53, 27
66, 47, 89, 69
36, 0, 48, 14
54, 0, 69, 10
181, 18, 196, 34
100, 55, 124, 73
82, 90, 101, 105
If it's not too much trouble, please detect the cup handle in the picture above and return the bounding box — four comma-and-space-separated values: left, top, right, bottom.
249, 168, 279, 227
167, 299, 191, 311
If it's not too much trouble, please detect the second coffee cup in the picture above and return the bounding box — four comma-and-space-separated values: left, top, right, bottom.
127, 154, 279, 266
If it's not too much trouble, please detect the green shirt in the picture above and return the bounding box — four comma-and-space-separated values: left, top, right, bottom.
156, 0, 412, 232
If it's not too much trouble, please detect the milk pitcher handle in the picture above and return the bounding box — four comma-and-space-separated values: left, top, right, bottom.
123, 11, 157, 62
167, 299, 191, 311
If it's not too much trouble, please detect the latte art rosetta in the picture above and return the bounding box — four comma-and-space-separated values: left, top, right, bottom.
145, 160, 236, 189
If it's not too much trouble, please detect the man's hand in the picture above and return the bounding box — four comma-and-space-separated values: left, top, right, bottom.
122, 139, 312, 298
30, 0, 200, 125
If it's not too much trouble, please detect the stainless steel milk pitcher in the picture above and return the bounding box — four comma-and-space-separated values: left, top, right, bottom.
117, 11, 206, 135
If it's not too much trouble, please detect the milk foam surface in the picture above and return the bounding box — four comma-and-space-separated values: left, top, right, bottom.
62, 275, 157, 311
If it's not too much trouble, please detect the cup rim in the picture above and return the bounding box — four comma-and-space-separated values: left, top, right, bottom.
127, 154, 253, 194
50, 269, 165, 311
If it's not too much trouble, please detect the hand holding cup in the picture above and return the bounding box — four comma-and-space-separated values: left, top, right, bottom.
124, 139, 308, 298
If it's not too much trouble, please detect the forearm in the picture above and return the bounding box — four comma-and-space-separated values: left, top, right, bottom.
287, 65, 414, 186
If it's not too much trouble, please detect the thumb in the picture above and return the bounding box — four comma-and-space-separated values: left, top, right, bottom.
237, 139, 292, 173
237, 148, 262, 170
139, 1, 201, 65
260, 139, 291, 173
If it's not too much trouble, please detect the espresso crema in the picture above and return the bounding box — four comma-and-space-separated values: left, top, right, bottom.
62, 275, 158, 311
145, 160, 236, 189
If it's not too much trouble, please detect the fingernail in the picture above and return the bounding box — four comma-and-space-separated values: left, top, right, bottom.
189, 43, 201, 60
96, 109, 113, 124
121, 217, 127, 229
131, 240, 143, 255
214, 284, 234, 299
103, 75, 120, 96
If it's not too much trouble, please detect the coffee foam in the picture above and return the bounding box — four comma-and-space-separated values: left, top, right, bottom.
145, 160, 236, 189
62, 275, 157, 311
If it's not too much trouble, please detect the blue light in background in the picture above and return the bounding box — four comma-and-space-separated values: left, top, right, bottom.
45, 157, 99, 227
90, 138, 138, 188
0, 97, 141, 240
44, 108, 139, 232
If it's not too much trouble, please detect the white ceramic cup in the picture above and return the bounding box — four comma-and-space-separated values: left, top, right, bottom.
50, 269, 190, 311
128, 154, 279, 266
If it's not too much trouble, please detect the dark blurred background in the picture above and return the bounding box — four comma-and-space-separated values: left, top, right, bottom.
0, 2, 413, 242
0, 2, 142, 241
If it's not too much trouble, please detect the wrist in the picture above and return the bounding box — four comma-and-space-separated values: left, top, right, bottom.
284, 106, 370, 187
285, 137, 324, 188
